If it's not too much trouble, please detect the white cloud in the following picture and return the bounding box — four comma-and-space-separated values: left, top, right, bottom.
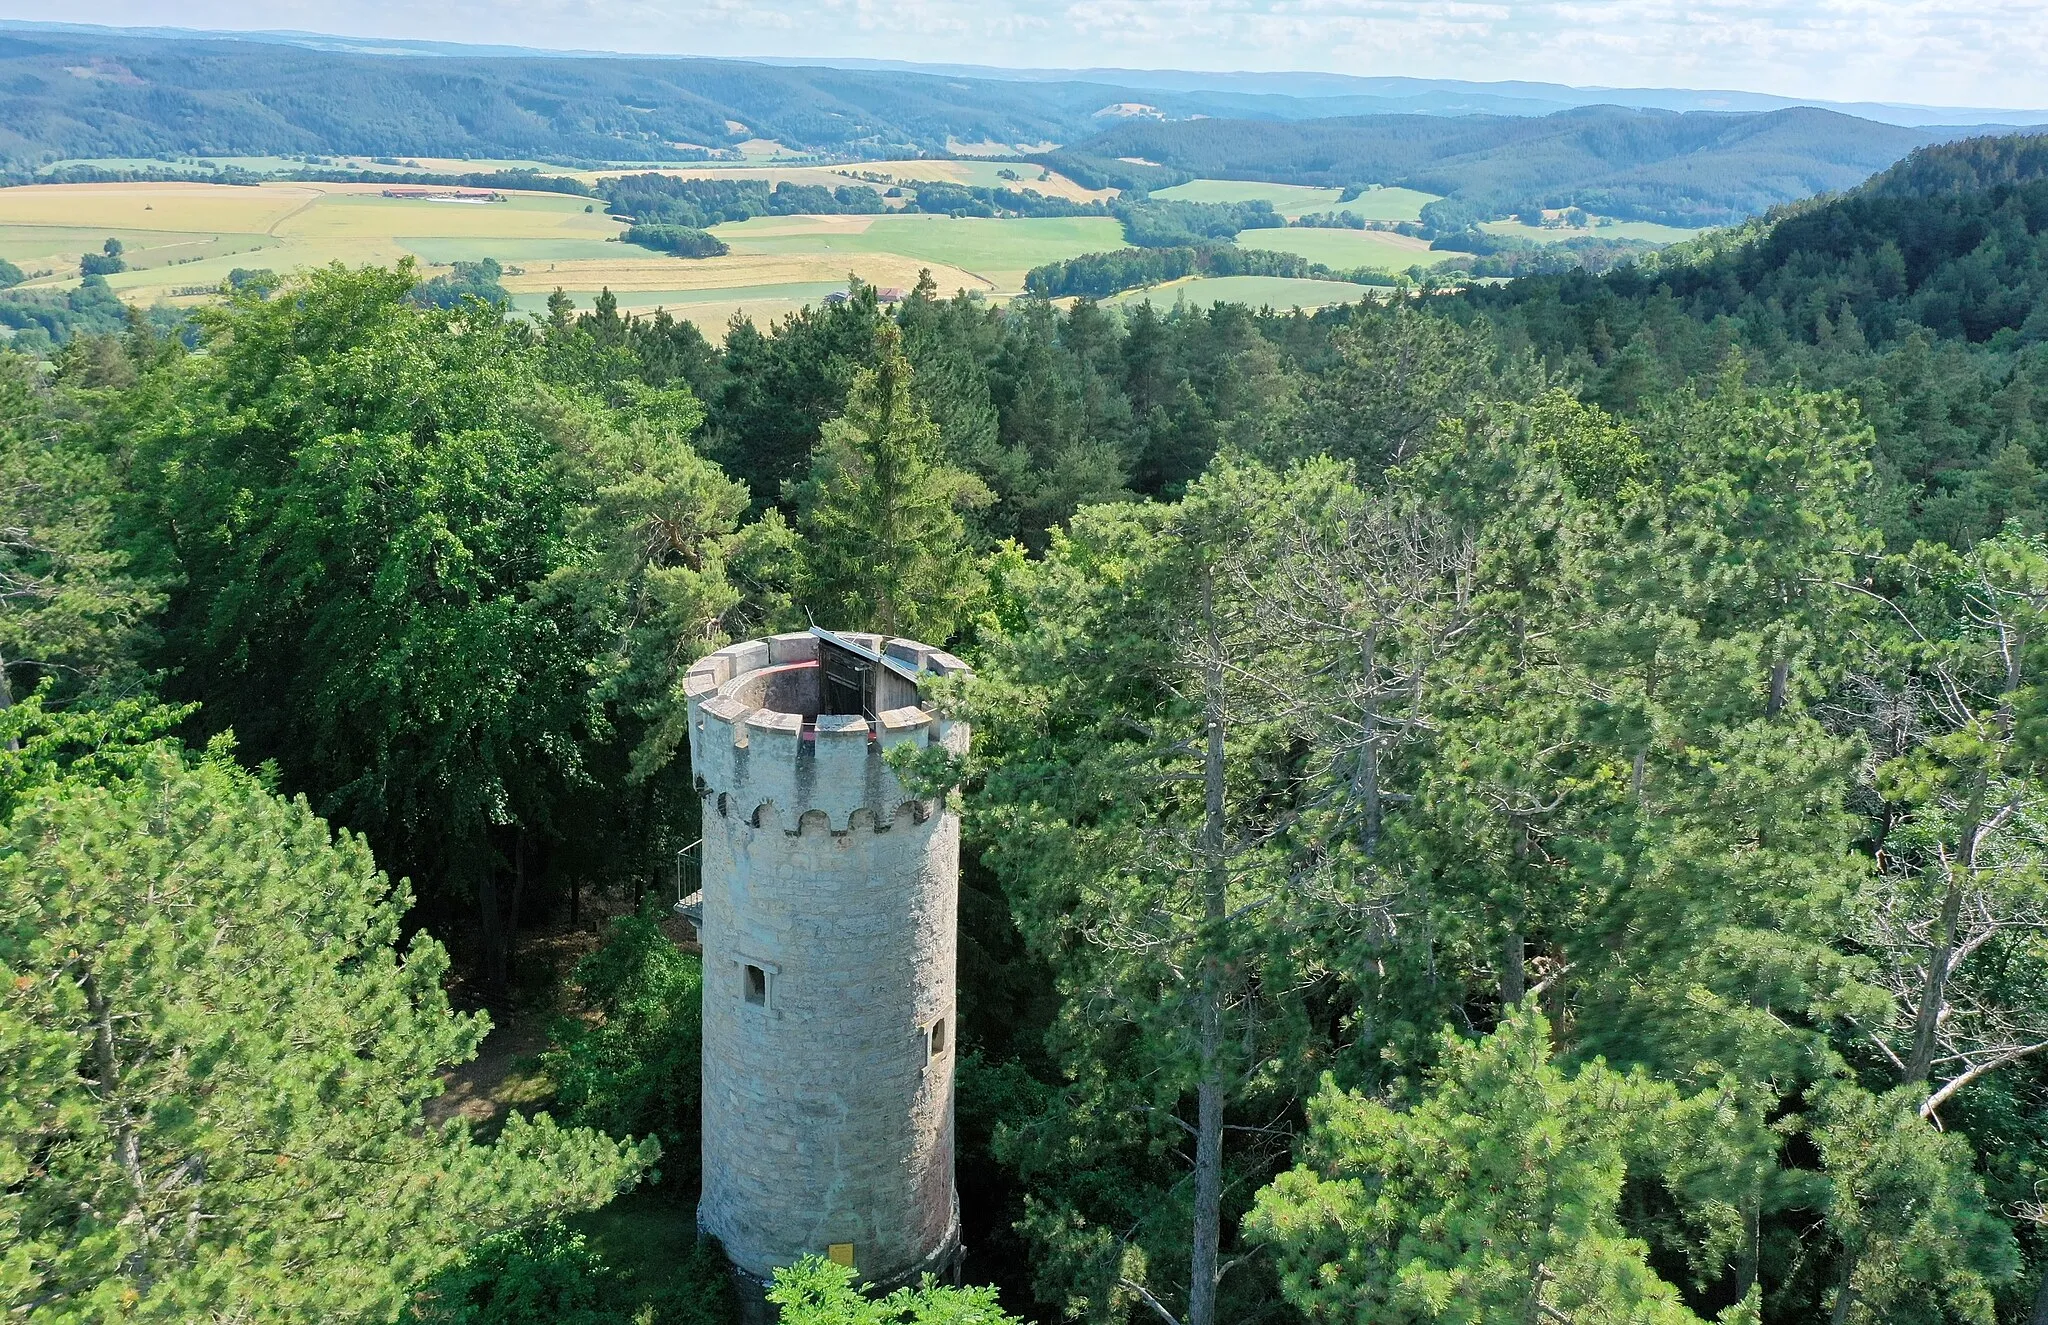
11, 0, 2046, 108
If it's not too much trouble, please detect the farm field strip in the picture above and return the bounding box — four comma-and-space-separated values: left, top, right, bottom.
569, 158, 1110, 202
1105, 274, 1381, 312
1233, 226, 1464, 270
495, 252, 988, 297
710, 214, 1128, 289
0, 225, 273, 275
0, 182, 320, 236
1477, 217, 1703, 244
0, 181, 1129, 327
1152, 180, 1442, 221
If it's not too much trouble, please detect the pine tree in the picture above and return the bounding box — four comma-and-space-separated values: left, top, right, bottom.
1247, 1008, 1717, 1325
0, 745, 652, 1321
787, 321, 990, 641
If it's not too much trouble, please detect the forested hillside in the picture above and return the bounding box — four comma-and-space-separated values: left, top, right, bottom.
7, 131, 2048, 1325
0, 30, 1170, 166
1460, 131, 2048, 544
1053, 106, 1979, 225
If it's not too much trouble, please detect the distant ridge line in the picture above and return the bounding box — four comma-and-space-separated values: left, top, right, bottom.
1, 18, 2043, 130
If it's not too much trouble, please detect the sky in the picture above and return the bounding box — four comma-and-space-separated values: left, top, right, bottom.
7, 0, 2047, 110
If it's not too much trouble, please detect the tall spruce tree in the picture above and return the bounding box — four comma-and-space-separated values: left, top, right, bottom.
787, 320, 990, 641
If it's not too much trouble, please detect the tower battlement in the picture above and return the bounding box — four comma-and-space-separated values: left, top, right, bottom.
684, 631, 968, 832
688, 628, 971, 1304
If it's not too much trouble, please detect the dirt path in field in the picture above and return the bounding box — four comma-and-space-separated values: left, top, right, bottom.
264, 187, 326, 238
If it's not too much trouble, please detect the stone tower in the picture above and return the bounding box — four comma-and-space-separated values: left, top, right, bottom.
683, 627, 971, 1297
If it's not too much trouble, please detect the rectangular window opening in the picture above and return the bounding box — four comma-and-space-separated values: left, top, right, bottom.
744, 963, 767, 1006
928, 1016, 947, 1059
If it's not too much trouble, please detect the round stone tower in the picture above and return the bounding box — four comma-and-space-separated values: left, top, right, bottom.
683, 627, 970, 1298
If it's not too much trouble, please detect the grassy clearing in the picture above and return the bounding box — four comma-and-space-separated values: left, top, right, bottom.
1235, 227, 1463, 270
1151, 180, 1442, 221
1152, 180, 1346, 216
1331, 186, 1442, 223
715, 213, 1127, 289
1106, 274, 1381, 313
1479, 217, 1702, 244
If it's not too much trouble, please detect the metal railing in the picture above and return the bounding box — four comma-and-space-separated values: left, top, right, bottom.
672, 838, 703, 924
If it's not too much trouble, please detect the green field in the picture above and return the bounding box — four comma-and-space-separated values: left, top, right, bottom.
1331, 186, 1443, 222
712, 214, 1127, 289
1479, 217, 1702, 244
1235, 227, 1465, 271
1106, 275, 1381, 312
1152, 180, 1441, 222
1152, 180, 1350, 216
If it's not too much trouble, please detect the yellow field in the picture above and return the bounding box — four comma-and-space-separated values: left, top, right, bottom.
0, 179, 1123, 335
570, 159, 1111, 203
0, 182, 314, 234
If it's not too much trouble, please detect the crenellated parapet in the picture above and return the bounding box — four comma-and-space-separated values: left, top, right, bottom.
683, 630, 971, 833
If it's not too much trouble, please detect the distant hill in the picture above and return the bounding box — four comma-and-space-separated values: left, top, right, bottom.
0, 30, 1210, 168
1049, 108, 1993, 225
765, 60, 2048, 130
11, 23, 2045, 129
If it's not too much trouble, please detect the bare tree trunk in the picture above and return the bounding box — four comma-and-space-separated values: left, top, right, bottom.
1830, 1252, 1859, 1325
1188, 566, 1229, 1325
1735, 1194, 1761, 1304
1905, 871, 1965, 1083
82, 970, 146, 1204
83, 968, 153, 1284
1355, 630, 1381, 859
1503, 826, 1529, 1007
1, 647, 17, 752
501, 830, 527, 1000
1907, 763, 1985, 1084
475, 867, 504, 1003
1766, 659, 1790, 716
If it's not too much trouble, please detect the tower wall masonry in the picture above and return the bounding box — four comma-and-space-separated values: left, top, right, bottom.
686, 631, 970, 1293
